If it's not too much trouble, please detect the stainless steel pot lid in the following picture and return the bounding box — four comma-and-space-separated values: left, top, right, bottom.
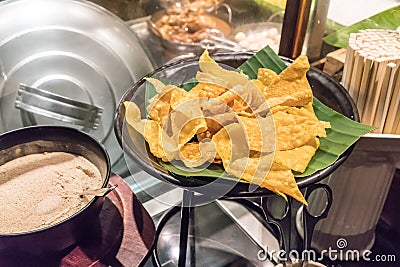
0, 0, 154, 170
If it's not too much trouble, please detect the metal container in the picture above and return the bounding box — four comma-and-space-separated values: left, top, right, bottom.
0, 126, 110, 256
148, 8, 232, 54
0, 0, 154, 173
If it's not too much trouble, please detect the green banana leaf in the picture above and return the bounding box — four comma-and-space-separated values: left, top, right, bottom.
323, 5, 400, 48
148, 46, 374, 181
159, 161, 240, 181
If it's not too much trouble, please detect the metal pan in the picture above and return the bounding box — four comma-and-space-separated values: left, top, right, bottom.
148, 8, 231, 54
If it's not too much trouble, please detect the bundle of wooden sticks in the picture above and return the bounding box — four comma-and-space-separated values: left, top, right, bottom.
342, 29, 400, 134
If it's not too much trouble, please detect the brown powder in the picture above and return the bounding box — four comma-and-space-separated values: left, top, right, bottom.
0, 152, 103, 234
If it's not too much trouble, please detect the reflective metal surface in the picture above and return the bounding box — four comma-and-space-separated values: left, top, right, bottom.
0, 0, 154, 172
15, 84, 103, 130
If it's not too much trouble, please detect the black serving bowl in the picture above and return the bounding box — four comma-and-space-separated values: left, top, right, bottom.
114, 52, 359, 198
0, 126, 111, 255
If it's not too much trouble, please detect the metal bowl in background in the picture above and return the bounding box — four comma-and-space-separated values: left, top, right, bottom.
0, 0, 155, 175
0, 126, 110, 256
114, 52, 359, 198
148, 8, 232, 54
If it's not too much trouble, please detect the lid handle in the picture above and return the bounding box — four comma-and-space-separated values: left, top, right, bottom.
15, 84, 103, 130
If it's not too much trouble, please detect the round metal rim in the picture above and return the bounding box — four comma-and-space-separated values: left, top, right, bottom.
0, 125, 111, 237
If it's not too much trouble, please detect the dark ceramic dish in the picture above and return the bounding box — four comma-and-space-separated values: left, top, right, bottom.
0, 126, 111, 255
114, 52, 359, 198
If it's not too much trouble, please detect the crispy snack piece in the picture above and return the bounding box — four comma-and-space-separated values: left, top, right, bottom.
125, 101, 215, 166
274, 137, 320, 173
258, 56, 313, 108
257, 68, 279, 87
260, 169, 307, 204
125, 101, 169, 161
211, 123, 306, 204
146, 78, 187, 125
199, 49, 249, 87
179, 141, 217, 167
273, 107, 330, 150
238, 116, 275, 152
186, 82, 228, 99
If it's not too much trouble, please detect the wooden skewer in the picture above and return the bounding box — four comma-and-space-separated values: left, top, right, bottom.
356, 56, 373, 117
380, 63, 399, 133
361, 59, 380, 125
342, 35, 357, 89
348, 52, 364, 104
394, 115, 400, 134
373, 62, 396, 133
383, 67, 400, 133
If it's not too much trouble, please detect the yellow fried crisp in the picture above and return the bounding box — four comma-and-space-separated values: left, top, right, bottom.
259, 56, 313, 108
273, 107, 330, 150
238, 116, 275, 152
180, 142, 202, 161
125, 101, 169, 161
257, 68, 279, 87
199, 49, 249, 87
274, 137, 320, 173
260, 169, 307, 204
187, 82, 228, 99
146, 78, 187, 125
211, 122, 306, 204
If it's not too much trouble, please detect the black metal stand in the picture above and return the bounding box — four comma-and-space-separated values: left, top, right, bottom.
151, 190, 195, 267
178, 190, 193, 267
150, 183, 333, 266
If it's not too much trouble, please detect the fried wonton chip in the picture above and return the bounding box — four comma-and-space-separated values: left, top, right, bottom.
274, 137, 320, 173
199, 49, 249, 87
166, 100, 208, 146
231, 98, 249, 113
124, 101, 170, 161
196, 72, 232, 90
186, 82, 228, 100
179, 141, 216, 167
180, 142, 203, 161
212, 123, 250, 167
238, 116, 275, 152
303, 101, 314, 113
219, 150, 306, 204
273, 107, 330, 150
257, 68, 279, 87
211, 124, 306, 203
260, 56, 313, 108
214, 81, 270, 117
260, 169, 307, 204
125, 101, 215, 166
205, 118, 223, 135
211, 125, 233, 167
146, 78, 187, 125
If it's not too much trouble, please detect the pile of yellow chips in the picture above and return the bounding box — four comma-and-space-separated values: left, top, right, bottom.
124, 50, 330, 204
